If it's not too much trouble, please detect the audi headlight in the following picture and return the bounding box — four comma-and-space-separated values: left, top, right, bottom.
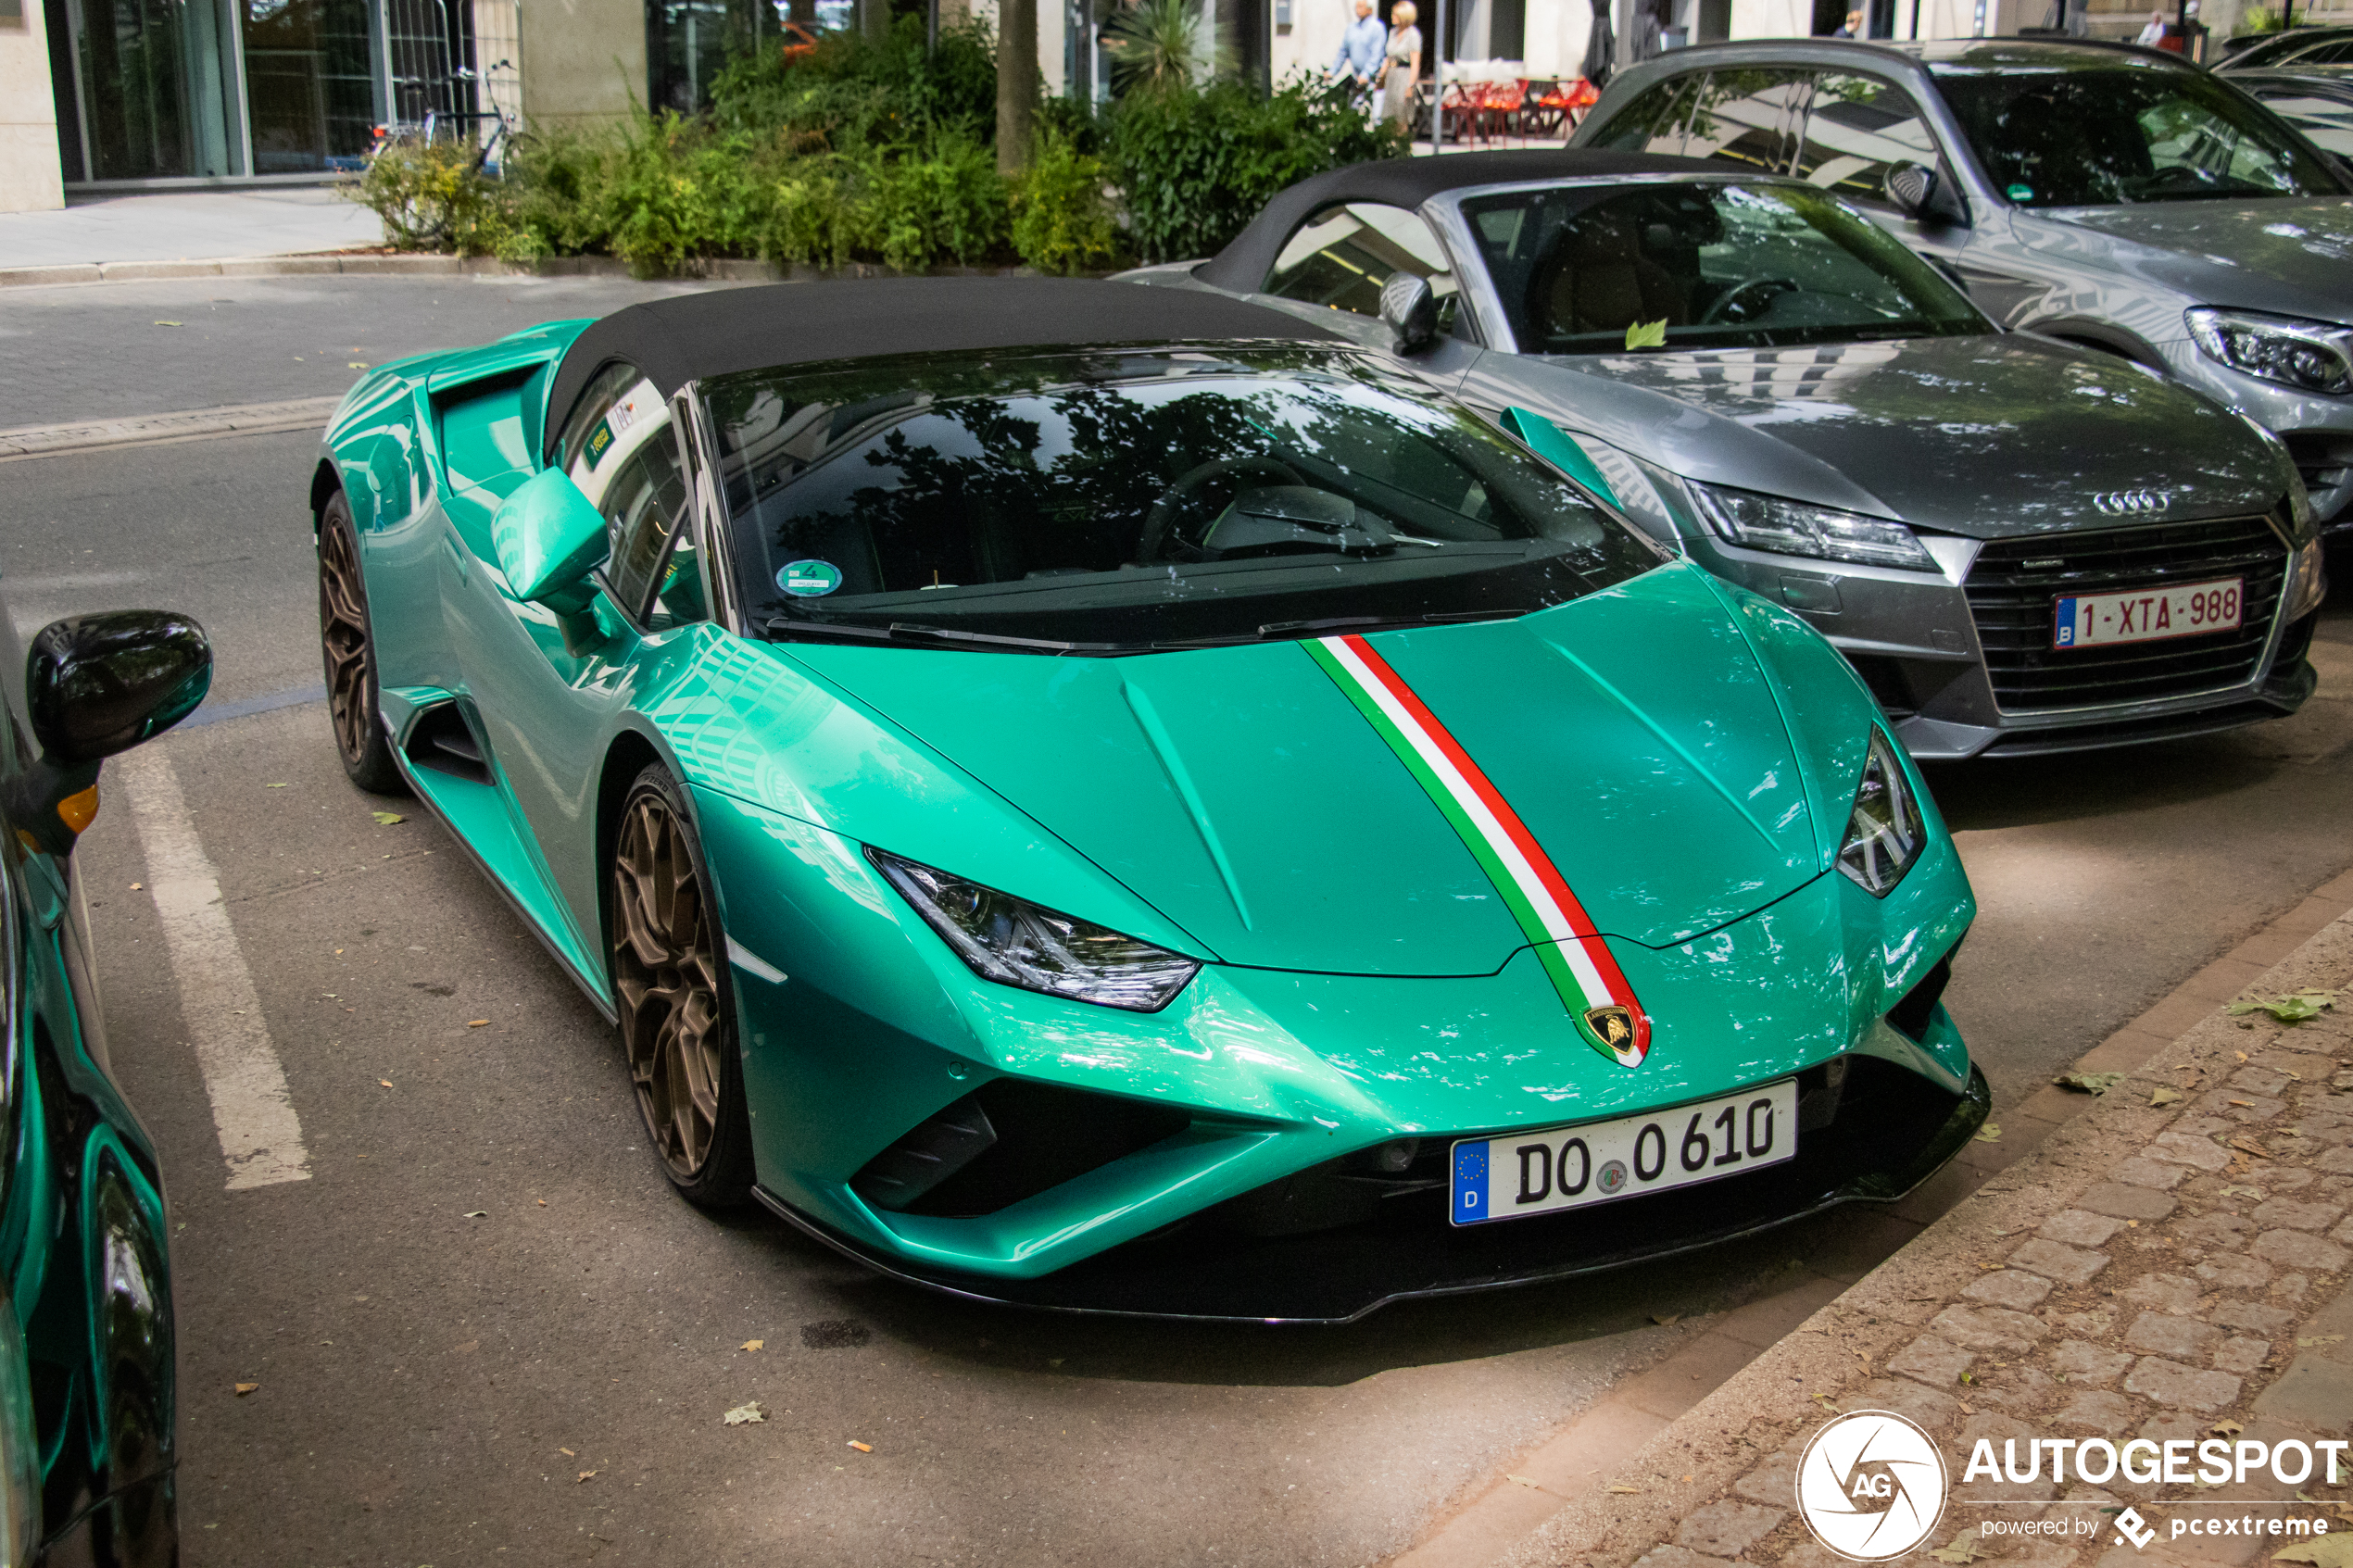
1687, 481, 1939, 571
869, 848, 1201, 1011
1837, 730, 1926, 897
2286, 537, 2328, 622
2186, 308, 2353, 396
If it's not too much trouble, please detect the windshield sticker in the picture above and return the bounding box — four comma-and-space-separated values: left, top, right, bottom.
1304, 633, 1651, 1069
1624, 319, 1667, 351
778, 559, 843, 596
585, 420, 614, 470
2006, 182, 2034, 202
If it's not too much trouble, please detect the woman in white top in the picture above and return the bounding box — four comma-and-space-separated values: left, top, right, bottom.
1380, 4, 1425, 133
2135, 8, 2166, 44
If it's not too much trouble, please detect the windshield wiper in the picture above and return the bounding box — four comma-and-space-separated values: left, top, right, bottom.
1255, 609, 1538, 640
763, 619, 1119, 655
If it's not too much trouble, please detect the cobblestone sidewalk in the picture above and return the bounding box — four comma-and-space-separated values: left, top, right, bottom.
1502, 915, 2353, 1568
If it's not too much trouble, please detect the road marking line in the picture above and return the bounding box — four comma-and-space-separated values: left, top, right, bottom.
116, 748, 312, 1189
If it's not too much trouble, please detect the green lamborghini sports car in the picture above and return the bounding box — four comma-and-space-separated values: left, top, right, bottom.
309, 277, 1987, 1321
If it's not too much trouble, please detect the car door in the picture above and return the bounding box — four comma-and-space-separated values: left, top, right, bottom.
440, 362, 715, 960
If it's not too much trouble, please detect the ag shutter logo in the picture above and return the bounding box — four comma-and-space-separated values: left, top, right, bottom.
1795, 1410, 1949, 1562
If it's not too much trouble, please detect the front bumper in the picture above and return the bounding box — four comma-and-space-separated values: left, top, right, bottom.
2158, 341, 2353, 540
1684, 519, 2320, 762
759, 1053, 1990, 1323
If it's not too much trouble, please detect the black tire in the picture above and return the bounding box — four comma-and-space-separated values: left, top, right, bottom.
609, 764, 756, 1208
316, 492, 408, 795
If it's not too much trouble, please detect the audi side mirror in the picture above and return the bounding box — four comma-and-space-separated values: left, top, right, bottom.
28, 611, 211, 767
1379, 272, 1440, 355
1884, 162, 1971, 229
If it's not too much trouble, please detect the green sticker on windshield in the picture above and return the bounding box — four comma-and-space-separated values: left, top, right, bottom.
2006, 182, 2033, 203
585, 419, 614, 470
778, 559, 842, 596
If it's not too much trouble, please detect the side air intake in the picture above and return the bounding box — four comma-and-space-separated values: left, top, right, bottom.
852, 1078, 1189, 1217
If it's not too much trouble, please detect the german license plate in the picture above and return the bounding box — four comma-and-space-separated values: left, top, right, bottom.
2053, 577, 2242, 649
1449, 1079, 1798, 1225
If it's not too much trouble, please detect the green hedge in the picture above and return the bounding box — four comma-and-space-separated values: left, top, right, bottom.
351, 18, 1399, 276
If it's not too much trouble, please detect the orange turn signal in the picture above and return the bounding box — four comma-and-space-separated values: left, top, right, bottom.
56, 785, 98, 837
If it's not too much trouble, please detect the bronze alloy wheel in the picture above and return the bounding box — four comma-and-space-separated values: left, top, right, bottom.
316, 494, 405, 794
610, 767, 753, 1204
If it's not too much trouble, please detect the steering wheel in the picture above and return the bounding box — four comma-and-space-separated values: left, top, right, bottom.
1700, 277, 1799, 325
1135, 456, 1307, 564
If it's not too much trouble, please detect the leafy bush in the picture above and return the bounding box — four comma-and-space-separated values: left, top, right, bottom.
1011, 129, 1118, 274
350, 140, 520, 257
711, 16, 997, 147
1107, 74, 1404, 264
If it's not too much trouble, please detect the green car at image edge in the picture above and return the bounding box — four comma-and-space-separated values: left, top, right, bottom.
307, 277, 1988, 1322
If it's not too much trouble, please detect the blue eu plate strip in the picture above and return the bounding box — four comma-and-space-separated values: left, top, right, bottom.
1452, 1139, 1489, 1224
2054, 597, 2079, 646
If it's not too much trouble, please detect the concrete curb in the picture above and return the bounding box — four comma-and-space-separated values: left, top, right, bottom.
1383, 869, 2353, 1568
1477, 899, 2353, 1568
0, 254, 1042, 289
0, 396, 347, 462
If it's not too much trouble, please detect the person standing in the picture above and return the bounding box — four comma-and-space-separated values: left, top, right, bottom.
1331, 0, 1389, 103
1831, 6, 1863, 33
2134, 8, 2165, 42
1380, 2, 1424, 134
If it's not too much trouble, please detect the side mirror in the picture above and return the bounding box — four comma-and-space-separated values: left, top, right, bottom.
1379, 272, 1440, 355
10, 610, 210, 857
28, 611, 211, 766
490, 470, 610, 611
1884, 162, 1971, 229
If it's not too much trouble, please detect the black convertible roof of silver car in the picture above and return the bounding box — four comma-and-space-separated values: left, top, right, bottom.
542, 276, 1338, 464
1193, 148, 1717, 294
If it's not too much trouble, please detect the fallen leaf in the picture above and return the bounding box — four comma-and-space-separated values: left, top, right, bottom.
2055, 1072, 2125, 1096
577, 1470, 597, 1483
379, 1079, 393, 1088
1959, 1371, 1976, 1386
154, 320, 182, 327
2213, 1419, 2246, 1437
233, 1383, 258, 1396
1624, 319, 1667, 350
462, 1210, 486, 1219
347, 361, 370, 369
1957, 1399, 1974, 1414
740, 1339, 764, 1353
2237, 1051, 2250, 1063
2296, 1334, 2345, 1348
560, 1448, 576, 1457
129, 883, 142, 890
1507, 1474, 1543, 1489
723, 1401, 764, 1425
372, 811, 405, 826
1650, 1312, 1681, 1325
1980, 1262, 2005, 1271
1607, 1484, 1641, 1494
1682, 1474, 1694, 1483
466, 1020, 489, 1028
2226, 992, 2337, 1025
2151, 1087, 2186, 1107
1929, 1532, 1983, 1564
266, 782, 288, 789
1974, 1123, 2002, 1142
848, 1440, 874, 1453
536, 1198, 547, 1207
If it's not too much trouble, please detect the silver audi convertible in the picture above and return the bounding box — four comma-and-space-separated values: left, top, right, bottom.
1118, 149, 2327, 761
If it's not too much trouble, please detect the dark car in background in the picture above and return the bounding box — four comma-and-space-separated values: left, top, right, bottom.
2230, 69, 2353, 158
1571, 39, 2353, 542
2217, 25, 2353, 73
0, 586, 209, 1565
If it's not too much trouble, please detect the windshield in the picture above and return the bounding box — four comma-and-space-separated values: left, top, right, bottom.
1931, 61, 2346, 207
704, 347, 1662, 654
1461, 180, 1985, 356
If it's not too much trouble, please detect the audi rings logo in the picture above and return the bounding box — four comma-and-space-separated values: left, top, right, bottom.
1795, 1411, 1949, 1562
2093, 489, 2166, 516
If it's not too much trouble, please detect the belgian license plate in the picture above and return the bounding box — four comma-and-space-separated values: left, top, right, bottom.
2053, 577, 2242, 649
1449, 1079, 1799, 1225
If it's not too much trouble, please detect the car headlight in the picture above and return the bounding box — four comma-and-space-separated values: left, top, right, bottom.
2286, 537, 2328, 622
1686, 481, 1939, 571
869, 848, 1201, 1012
1837, 730, 1927, 897
2186, 308, 2353, 396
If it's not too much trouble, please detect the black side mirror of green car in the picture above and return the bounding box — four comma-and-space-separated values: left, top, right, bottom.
491, 470, 610, 614
1380, 272, 1439, 355
12, 610, 211, 856
1884, 162, 1971, 230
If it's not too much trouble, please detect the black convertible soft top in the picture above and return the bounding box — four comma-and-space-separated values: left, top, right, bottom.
1193, 149, 1722, 295
542, 276, 1337, 461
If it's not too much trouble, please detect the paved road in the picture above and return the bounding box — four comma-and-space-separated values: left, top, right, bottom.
6, 277, 2353, 1567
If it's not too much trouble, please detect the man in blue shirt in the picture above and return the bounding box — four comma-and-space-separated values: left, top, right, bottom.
1329, 0, 1388, 100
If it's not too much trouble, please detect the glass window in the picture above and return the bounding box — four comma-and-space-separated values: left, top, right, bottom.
702, 348, 1663, 653
2246, 86, 2353, 157
1932, 60, 2347, 206
1461, 180, 1984, 355
556, 362, 649, 482
1265, 203, 1465, 337
1584, 73, 1701, 155
74, 0, 243, 178
243, 0, 378, 171
597, 431, 695, 627
1682, 69, 1812, 176
1794, 72, 1940, 204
